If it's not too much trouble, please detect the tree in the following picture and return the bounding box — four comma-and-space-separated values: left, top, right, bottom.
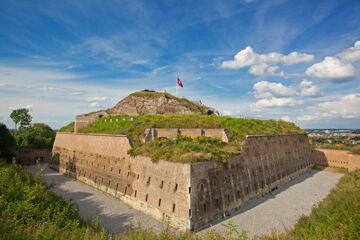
0, 122, 16, 162
10, 108, 32, 131
16, 123, 55, 149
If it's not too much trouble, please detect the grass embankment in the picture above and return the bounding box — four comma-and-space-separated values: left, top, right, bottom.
316, 144, 360, 155
59, 122, 74, 132
1, 161, 360, 239
63, 115, 303, 163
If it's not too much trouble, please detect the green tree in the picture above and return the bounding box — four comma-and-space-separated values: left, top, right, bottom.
0, 122, 16, 162
16, 123, 55, 149
10, 108, 32, 131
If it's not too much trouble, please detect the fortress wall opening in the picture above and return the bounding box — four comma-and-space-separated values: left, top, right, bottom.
51, 132, 191, 230
189, 134, 313, 230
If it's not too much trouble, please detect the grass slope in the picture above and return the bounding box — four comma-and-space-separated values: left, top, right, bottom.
61, 115, 303, 163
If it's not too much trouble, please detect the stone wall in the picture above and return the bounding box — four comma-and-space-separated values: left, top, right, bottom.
52, 132, 191, 230
143, 128, 229, 143
52, 132, 313, 231
190, 134, 313, 230
17, 148, 52, 165
313, 149, 360, 171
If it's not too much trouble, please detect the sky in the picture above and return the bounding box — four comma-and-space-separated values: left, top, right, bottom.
1, 0, 360, 129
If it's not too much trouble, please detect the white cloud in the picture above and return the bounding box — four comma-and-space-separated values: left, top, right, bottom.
296, 115, 314, 121
305, 56, 354, 80
89, 102, 100, 108
251, 97, 303, 111
253, 81, 297, 98
296, 93, 360, 121
281, 116, 291, 122
249, 63, 284, 76
221, 46, 314, 70
339, 41, 360, 63
299, 79, 323, 97
86, 96, 110, 102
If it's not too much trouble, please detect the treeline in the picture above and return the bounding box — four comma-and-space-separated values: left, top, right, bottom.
0, 108, 55, 162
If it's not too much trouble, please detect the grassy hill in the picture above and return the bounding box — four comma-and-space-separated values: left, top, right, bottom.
59, 115, 304, 163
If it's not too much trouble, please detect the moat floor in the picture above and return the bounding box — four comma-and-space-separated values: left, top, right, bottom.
28, 164, 343, 238
198, 169, 343, 238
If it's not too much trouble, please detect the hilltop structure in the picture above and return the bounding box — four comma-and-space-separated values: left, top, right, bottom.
74, 90, 219, 132
51, 91, 314, 231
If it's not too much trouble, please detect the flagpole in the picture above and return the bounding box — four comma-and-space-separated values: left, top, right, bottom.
176, 73, 178, 97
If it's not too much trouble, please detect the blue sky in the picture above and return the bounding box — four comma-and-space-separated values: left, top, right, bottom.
1, 0, 360, 129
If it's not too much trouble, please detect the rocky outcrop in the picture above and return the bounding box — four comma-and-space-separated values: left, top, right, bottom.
107, 91, 219, 116
74, 90, 219, 132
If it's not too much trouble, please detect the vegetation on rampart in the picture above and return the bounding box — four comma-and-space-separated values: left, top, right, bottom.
1, 161, 359, 239
64, 114, 303, 162
59, 121, 74, 133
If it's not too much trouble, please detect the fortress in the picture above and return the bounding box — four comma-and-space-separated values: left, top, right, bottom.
50, 91, 313, 231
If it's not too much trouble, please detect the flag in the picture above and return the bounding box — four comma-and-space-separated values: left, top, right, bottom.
177, 77, 183, 88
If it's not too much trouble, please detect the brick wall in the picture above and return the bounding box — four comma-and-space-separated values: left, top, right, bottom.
52, 132, 313, 231
17, 148, 52, 165
312, 149, 360, 171
143, 128, 229, 143
52, 132, 191, 230
190, 134, 313, 230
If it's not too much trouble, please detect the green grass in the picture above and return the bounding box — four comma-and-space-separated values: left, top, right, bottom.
60, 115, 304, 163
59, 122, 74, 133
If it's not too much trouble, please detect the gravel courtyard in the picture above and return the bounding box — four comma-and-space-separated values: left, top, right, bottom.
28, 164, 343, 238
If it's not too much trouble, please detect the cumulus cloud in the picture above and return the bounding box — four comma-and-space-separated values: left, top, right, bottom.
299, 79, 323, 97
281, 116, 291, 122
305, 56, 354, 80
253, 81, 297, 98
221, 46, 314, 76
251, 97, 303, 111
222, 46, 314, 68
249, 63, 284, 76
86, 96, 110, 102
339, 41, 360, 63
296, 93, 360, 121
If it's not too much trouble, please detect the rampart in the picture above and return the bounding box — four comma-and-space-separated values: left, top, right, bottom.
17, 148, 52, 165
51, 132, 313, 231
312, 149, 360, 171
143, 128, 229, 142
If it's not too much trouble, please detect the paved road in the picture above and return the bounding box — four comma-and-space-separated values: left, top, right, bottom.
198, 170, 343, 238
28, 164, 343, 238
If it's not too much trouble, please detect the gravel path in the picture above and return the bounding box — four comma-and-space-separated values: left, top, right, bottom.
198, 170, 343, 238
27, 164, 168, 234
28, 165, 343, 238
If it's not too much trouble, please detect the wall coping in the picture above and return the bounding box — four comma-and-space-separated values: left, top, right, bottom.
245, 133, 307, 138
56, 132, 129, 138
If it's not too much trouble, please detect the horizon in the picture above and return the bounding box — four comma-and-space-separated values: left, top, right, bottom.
1, 0, 360, 129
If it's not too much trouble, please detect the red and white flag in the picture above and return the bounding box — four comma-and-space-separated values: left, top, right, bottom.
177, 77, 183, 88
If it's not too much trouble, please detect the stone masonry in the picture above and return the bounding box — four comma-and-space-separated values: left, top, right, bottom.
51, 132, 313, 231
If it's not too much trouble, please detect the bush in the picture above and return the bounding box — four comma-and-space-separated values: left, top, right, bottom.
0, 122, 16, 162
